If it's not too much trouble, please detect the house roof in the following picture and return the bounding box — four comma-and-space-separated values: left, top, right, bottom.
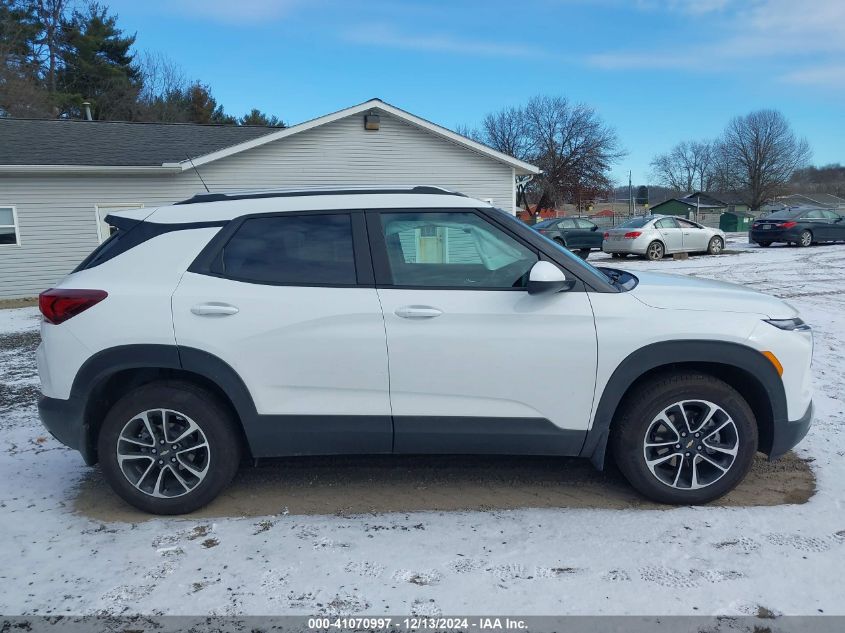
777, 193, 845, 207
651, 198, 723, 210
0, 98, 540, 176
683, 191, 747, 206
0, 118, 276, 167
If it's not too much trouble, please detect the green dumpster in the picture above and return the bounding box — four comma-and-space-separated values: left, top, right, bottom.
720, 211, 753, 232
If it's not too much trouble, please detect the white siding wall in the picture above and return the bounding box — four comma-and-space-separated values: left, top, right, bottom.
0, 112, 515, 298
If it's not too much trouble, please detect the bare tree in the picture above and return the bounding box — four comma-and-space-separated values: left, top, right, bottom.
476, 95, 625, 215
650, 139, 715, 193
32, 0, 66, 95
716, 109, 811, 210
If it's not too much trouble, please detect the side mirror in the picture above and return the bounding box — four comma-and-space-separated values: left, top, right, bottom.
527, 261, 575, 295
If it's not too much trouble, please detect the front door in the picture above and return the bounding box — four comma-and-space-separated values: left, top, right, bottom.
368, 209, 598, 454
172, 211, 391, 456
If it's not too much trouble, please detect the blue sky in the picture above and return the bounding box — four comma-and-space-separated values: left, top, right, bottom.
109, 0, 844, 186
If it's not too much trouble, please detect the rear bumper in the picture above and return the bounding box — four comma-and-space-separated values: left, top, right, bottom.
769, 400, 813, 459
749, 228, 801, 243
38, 394, 95, 465
602, 239, 646, 254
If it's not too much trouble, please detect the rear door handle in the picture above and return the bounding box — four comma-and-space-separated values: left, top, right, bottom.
394, 305, 443, 319
191, 302, 239, 316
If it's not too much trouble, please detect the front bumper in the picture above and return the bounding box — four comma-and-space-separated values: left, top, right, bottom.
769, 400, 813, 459
38, 394, 96, 464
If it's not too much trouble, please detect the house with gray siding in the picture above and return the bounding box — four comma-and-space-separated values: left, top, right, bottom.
0, 98, 539, 298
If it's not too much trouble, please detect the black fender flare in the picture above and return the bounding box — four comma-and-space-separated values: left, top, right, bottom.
70, 344, 259, 460
579, 340, 787, 469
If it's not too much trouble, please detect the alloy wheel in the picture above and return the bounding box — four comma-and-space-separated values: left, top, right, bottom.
709, 237, 723, 254
647, 242, 664, 260
116, 409, 210, 498
800, 231, 812, 247
642, 400, 739, 490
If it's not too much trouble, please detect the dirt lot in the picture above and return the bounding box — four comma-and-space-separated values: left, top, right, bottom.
74, 452, 815, 522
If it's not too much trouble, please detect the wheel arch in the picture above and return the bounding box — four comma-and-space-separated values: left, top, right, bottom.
580, 340, 787, 469
71, 345, 257, 464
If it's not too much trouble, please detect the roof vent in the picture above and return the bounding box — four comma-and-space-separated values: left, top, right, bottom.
82, 101, 93, 121
364, 113, 380, 131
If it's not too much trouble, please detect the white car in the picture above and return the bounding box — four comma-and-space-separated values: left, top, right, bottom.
36, 187, 813, 514
603, 214, 726, 260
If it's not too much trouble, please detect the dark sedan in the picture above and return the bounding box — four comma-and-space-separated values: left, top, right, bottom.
750, 208, 845, 247
532, 217, 603, 258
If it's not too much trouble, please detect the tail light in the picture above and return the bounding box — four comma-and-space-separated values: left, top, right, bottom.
781, 221, 797, 229
624, 231, 642, 239
603, 232, 609, 239
39, 289, 108, 325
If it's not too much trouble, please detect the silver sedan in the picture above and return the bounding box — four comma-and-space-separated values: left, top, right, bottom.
602, 215, 726, 260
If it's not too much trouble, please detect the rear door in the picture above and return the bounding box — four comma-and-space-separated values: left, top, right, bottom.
676, 218, 709, 252
803, 209, 830, 240
368, 208, 598, 454
655, 217, 684, 252
575, 219, 603, 249
172, 211, 391, 455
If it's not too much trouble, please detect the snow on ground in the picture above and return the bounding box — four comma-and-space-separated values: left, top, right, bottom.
0, 235, 843, 617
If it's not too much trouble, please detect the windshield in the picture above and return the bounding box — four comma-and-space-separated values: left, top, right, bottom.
617, 216, 654, 228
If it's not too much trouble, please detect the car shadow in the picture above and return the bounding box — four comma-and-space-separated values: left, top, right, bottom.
71, 452, 815, 522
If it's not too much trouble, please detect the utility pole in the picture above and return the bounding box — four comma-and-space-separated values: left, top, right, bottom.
628, 171, 633, 216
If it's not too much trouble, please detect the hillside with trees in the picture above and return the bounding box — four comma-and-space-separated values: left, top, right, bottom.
0, 0, 284, 125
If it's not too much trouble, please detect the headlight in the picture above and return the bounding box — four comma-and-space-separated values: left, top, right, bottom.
764, 317, 811, 331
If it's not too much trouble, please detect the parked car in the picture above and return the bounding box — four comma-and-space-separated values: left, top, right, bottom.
531, 217, 603, 259
603, 215, 726, 261
37, 187, 813, 514
749, 208, 845, 247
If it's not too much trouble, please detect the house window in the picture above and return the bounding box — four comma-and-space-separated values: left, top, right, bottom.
0, 207, 20, 246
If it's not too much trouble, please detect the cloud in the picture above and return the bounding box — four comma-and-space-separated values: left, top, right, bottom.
586, 0, 845, 88
343, 24, 544, 59
174, 0, 303, 24
781, 65, 845, 86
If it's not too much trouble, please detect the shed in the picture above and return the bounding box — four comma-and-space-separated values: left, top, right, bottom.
0, 98, 539, 298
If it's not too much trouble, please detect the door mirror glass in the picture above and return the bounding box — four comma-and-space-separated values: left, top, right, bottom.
527, 261, 575, 295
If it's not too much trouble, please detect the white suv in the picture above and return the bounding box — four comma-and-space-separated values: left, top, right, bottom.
36, 187, 814, 514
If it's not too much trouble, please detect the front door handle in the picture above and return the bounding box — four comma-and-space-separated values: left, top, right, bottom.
191, 302, 239, 316
394, 305, 443, 319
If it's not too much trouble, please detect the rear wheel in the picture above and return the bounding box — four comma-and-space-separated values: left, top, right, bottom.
611, 373, 757, 505
553, 237, 565, 247
707, 236, 724, 255
645, 241, 665, 261
578, 248, 591, 260
757, 242, 771, 248
97, 381, 242, 515
798, 230, 812, 247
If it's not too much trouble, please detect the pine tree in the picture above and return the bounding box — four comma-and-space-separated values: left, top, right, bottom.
56, 2, 139, 120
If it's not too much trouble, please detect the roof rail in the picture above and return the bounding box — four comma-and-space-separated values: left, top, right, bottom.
174, 185, 466, 205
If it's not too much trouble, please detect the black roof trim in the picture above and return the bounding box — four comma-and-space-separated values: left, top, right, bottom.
174, 186, 467, 205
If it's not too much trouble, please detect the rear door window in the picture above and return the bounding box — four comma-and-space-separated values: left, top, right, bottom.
220, 214, 356, 285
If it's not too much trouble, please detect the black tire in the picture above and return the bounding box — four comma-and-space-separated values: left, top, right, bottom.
97, 381, 242, 515
757, 242, 771, 248
611, 253, 623, 259
707, 236, 724, 255
553, 237, 566, 247
610, 372, 757, 505
798, 230, 812, 247
578, 248, 591, 260
645, 240, 664, 261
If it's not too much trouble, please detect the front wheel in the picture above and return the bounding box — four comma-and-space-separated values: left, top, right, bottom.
798, 230, 812, 247
610, 373, 757, 504
707, 236, 724, 255
97, 381, 242, 515
645, 241, 665, 261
